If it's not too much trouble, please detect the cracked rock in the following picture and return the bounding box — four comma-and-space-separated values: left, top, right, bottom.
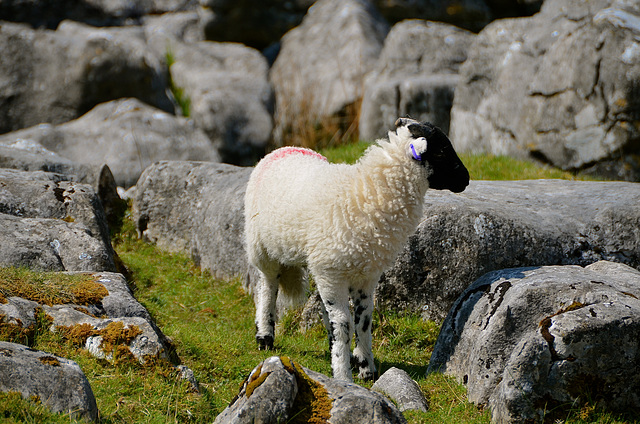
450, 0, 640, 181
0, 341, 98, 421
428, 261, 640, 423
215, 356, 406, 424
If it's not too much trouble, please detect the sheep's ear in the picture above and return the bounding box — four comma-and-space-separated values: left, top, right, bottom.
406, 137, 427, 162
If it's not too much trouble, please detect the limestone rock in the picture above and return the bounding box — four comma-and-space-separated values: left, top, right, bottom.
167, 41, 273, 165
215, 356, 407, 424
0, 272, 174, 364
0, 98, 220, 188
428, 261, 640, 423
372, 367, 428, 412
360, 19, 475, 140
270, 0, 389, 145
0, 141, 124, 227
0, 168, 116, 272
378, 179, 640, 322
0, 341, 98, 421
134, 160, 251, 279
0, 21, 171, 133
450, 0, 640, 180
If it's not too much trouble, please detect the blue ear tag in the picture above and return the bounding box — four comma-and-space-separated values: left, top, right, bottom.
410, 144, 422, 161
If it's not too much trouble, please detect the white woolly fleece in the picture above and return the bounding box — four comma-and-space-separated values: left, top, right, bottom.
244, 129, 431, 286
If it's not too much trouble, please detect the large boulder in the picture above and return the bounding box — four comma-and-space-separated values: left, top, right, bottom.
0, 21, 172, 134
450, 0, 640, 181
427, 261, 640, 423
133, 160, 251, 279
0, 341, 98, 421
359, 19, 475, 140
215, 356, 407, 424
166, 41, 274, 165
0, 168, 116, 272
378, 179, 640, 322
0, 98, 220, 188
270, 0, 389, 146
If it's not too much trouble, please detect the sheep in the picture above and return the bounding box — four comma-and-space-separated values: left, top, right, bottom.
244, 117, 469, 381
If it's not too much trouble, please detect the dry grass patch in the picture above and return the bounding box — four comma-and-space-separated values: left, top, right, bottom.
0, 267, 108, 306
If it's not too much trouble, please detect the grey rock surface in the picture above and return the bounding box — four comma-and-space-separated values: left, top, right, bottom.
372, 367, 428, 412
0, 98, 220, 188
0, 141, 124, 226
0, 168, 116, 272
378, 179, 640, 322
0, 168, 112, 246
0, 21, 171, 134
134, 160, 251, 279
213, 356, 298, 424
167, 41, 273, 165
360, 20, 475, 140
427, 261, 640, 423
0, 341, 98, 421
450, 0, 640, 180
270, 0, 389, 145
0, 214, 116, 272
215, 356, 407, 424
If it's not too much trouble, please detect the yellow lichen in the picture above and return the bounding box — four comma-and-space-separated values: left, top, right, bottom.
282, 357, 333, 424
99, 321, 143, 351
38, 356, 60, 367
245, 364, 269, 398
614, 98, 628, 109
58, 322, 95, 346
56, 321, 143, 364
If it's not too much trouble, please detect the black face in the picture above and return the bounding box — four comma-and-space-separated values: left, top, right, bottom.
405, 120, 470, 193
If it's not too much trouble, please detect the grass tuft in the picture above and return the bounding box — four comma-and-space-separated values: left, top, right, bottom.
0, 268, 108, 307
165, 48, 191, 118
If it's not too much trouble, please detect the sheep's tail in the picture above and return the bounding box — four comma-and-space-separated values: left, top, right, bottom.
275, 266, 309, 315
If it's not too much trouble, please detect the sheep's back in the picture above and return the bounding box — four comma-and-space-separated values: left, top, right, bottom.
245, 148, 340, 265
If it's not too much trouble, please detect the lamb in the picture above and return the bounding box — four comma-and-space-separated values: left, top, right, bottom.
244, 117, 469, 381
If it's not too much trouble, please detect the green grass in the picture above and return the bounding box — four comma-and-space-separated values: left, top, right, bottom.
0, 144, 623, 423
320, 140, 602, 180
165, 48, 191, 117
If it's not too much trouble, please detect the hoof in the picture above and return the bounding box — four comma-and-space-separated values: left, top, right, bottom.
358, 368, 379, 381
256, 335, 274, 350
352, 355, 377, 381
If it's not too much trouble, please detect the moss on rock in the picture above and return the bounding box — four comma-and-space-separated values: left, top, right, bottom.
0, 267, 109, 306
281, 356, 333, 424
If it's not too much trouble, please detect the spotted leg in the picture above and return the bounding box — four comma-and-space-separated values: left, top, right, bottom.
352, 287, 377, 380
254, 268, 278, 350
318, 282, 353, 382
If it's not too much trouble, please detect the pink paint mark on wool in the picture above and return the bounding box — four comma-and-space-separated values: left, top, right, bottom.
265, 147, 328, 165
253, 147, 328, 186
